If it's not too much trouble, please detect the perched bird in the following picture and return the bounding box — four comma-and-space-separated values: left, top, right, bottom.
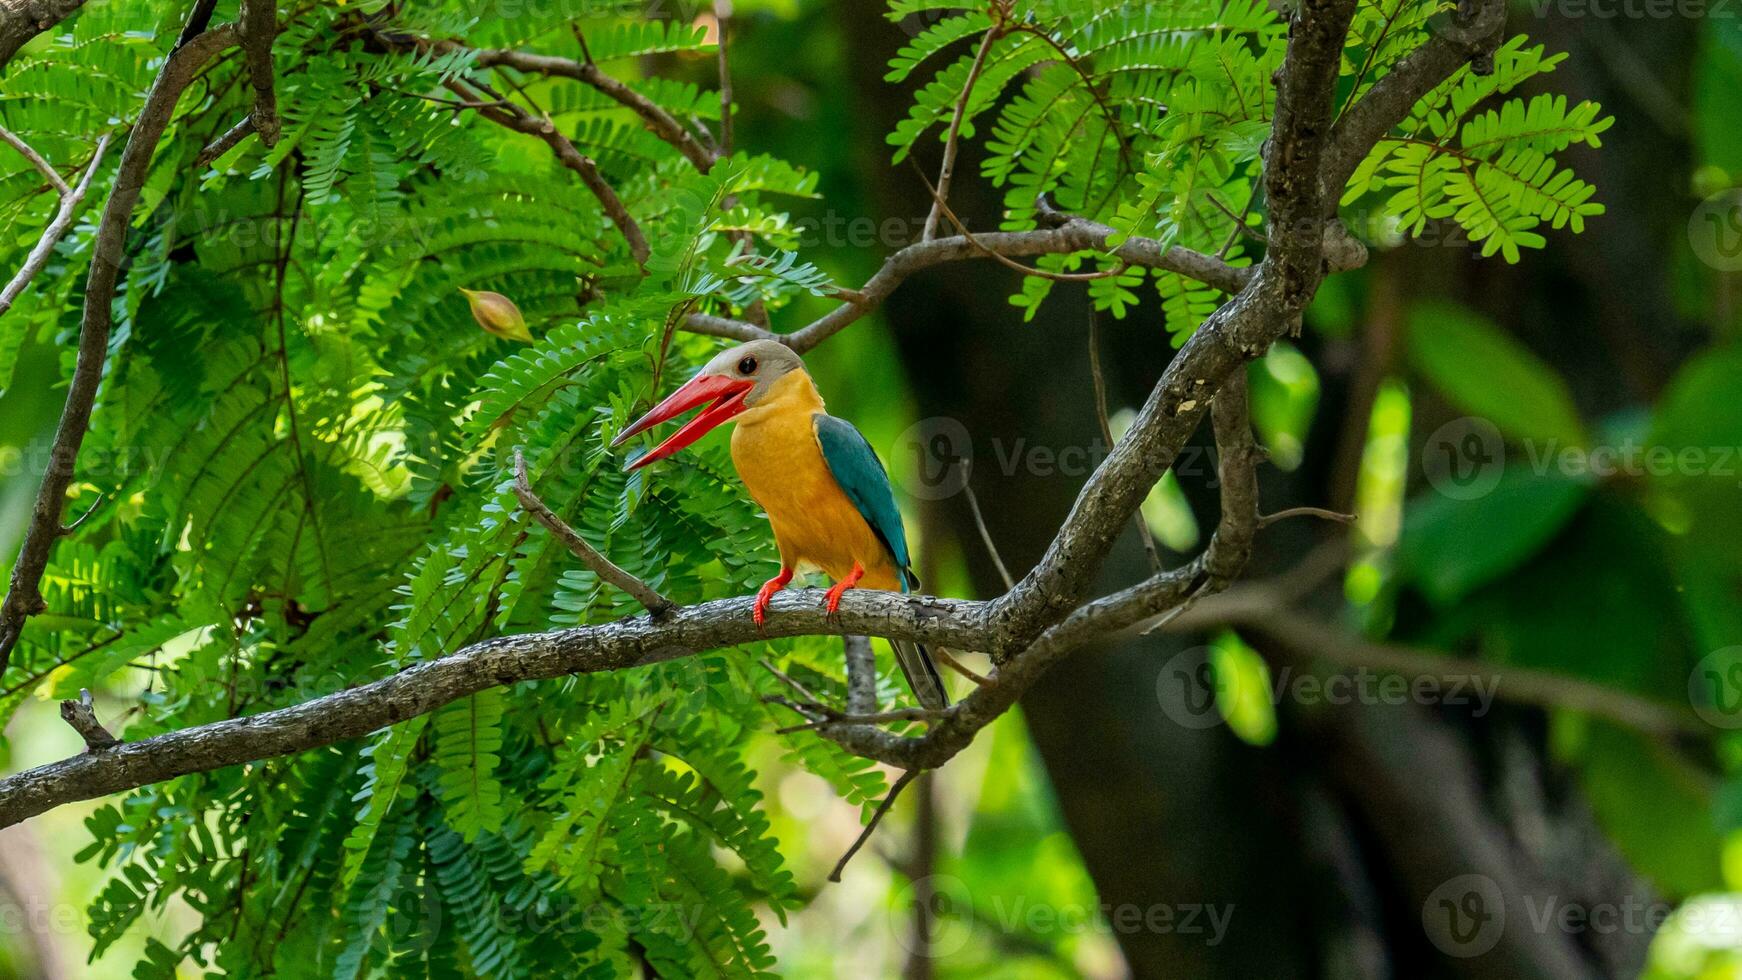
612, 339, 949, 710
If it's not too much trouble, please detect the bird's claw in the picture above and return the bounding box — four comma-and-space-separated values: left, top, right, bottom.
822, 562, 864, 621
754, 569, 792, 633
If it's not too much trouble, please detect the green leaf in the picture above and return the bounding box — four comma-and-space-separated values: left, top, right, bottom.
1397, 467, 1590, 605
1405, 300, 1587, 447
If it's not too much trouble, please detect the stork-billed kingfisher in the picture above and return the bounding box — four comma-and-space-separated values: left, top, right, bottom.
612, 340, 949, 710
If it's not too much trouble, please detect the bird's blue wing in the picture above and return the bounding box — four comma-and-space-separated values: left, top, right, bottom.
813, 414, 915, 591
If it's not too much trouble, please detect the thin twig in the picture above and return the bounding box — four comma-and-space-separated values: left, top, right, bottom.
0, 131, 112, 316
922, 17, 1002, 241
772, 704, 948, 735
917, 161, 1128, 283
379, 33, 719, 173
1087, 309, 1162, 572
930, 647, 992, 687
760, 657, 826, 705
194, 115, 254, 168
714, 0, 735, 156
1205, 190, 1264, 246
830, 768, 918, 882
0, 125, 68, 193
511, 450, 674, 616
58, 492, 107, 536
960, 482, 1014, 592
1257, 506, 1356, 529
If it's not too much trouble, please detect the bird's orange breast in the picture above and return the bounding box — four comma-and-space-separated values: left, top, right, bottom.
730, 372, 902, 590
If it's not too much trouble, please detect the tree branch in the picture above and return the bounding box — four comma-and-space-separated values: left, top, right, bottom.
0, 125, 67, 193
371, 32, 721, 174
829, 768, 917, 882
0, 588, 987, 828
0, 0, 1517, 837
922, 19, 1001, 241
449, 76, 651, 265
238, 0, 279, 146
685, 218, 1251, 353
1319, 0, 1507, 205
0, 130, 111, 316
0, 20, 238, 671
712, 0, 736, 157
511, 449, 675, 617
0, 0, 89, 69
979, 0, 1360, 650
194, 115, 255, 168
57, 689, 118, 752
843, 634, 876, 715
474, 46, 719, 173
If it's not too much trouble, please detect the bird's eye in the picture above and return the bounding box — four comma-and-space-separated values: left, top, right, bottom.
737, 356, 757, 375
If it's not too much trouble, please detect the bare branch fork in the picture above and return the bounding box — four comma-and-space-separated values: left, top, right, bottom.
0, 128, 112, 316
0, 0, 1518, 836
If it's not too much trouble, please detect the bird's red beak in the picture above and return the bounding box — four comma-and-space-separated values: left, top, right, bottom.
613, 373, 755, 470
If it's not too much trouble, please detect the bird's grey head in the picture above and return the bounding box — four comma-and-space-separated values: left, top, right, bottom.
696, 339, 806, 406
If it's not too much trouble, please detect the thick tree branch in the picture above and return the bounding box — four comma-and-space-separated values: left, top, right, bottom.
1205, 371, 1260, 591
0, 0, 88, 68
0, 589, 986, 828
1264, 0, 1363, 298
0, 21, 238, 671
0, 130, 111, 316
984, 0, 1358, 649
843, 634, 876, 715
238, 0, 279, 146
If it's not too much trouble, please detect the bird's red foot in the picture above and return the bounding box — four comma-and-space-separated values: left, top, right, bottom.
754, 568, 794, 630
823, 563, 866, 617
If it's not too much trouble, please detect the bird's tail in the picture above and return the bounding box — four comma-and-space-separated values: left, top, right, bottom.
892, 640, 950, 711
